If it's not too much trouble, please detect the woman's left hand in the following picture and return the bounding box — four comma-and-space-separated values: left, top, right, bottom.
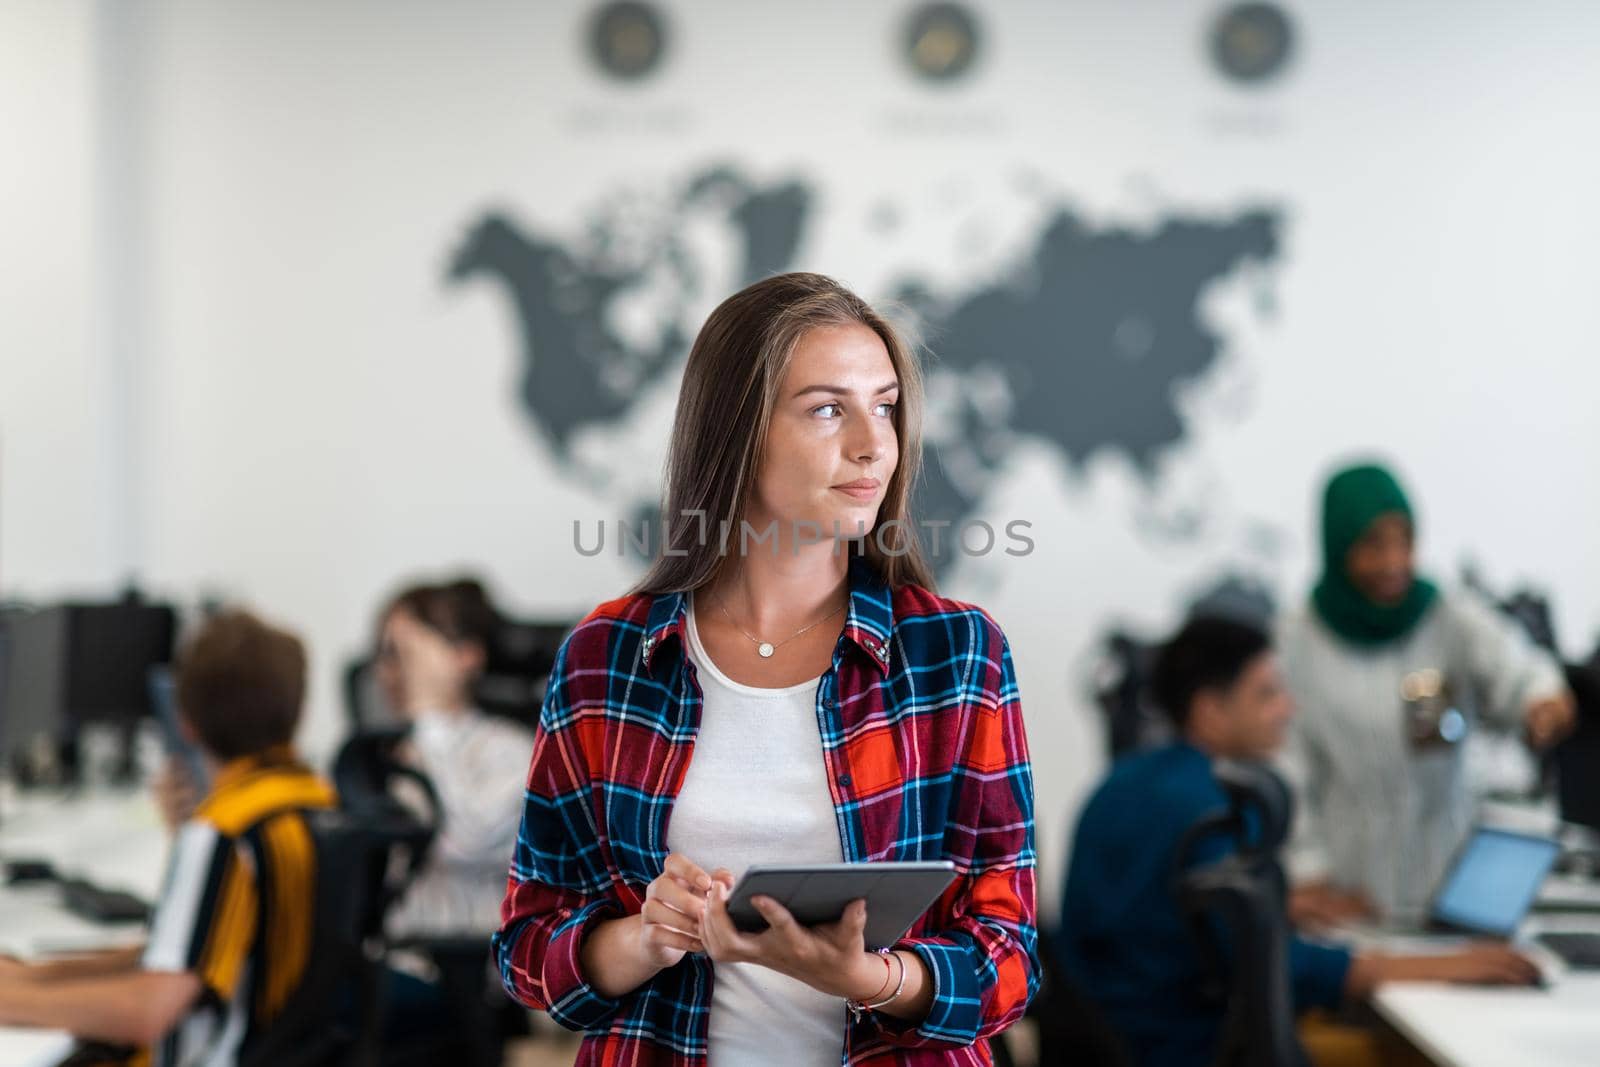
699, 870, 887, 1003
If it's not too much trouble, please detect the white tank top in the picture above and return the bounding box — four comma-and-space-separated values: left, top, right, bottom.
666, 595, 846, 1067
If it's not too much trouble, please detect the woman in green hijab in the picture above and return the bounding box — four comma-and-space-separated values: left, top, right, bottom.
1276, 462, 1575, 928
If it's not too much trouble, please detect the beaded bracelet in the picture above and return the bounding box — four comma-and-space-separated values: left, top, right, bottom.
847, 948, 907, 1023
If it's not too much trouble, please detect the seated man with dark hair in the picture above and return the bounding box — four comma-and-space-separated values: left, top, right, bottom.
0, 610, 336, 1066
1058, 615, 1539, 1067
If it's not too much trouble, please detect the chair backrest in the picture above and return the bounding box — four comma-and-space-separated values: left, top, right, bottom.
65, 803, 425, 1067
237, 806, 429, 1067
330, 733, 520, 1067
332, 730, 444, 892
343, 618, 574, 734
1554, 663, 1600, 831
1093, 631, 1172, 759
1171, 760, 1306, 1067
478, 619, 570, 720
1092, 591, 1279, 762
343, 656, 400, 733
1466, 572, 1600, 828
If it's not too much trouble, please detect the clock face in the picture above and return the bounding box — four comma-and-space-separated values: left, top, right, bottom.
903, 3, 982, 84
1209, 2, 1295, 86
589, 1, 669, 82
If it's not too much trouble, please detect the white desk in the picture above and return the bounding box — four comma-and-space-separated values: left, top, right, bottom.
1369, 908, 1600, 1067
0, 788, 167, 898
0, 1029, 74, 1067
0, 788, 170, 1064
1535, 874, 1600, 913
1374, 973, 1600, 1067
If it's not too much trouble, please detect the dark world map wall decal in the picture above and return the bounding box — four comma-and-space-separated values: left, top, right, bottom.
447, 164, 1282, 574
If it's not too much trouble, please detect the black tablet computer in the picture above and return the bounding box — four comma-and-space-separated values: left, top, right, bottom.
726, 861, 957, 949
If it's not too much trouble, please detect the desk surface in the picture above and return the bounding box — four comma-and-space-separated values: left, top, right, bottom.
0, 1028, 74, 1067
1374, 972, 1600, 1067
1369, 910, 1600, 1067
0, 788, 169, 1063
0, 788, 165, 958
0, 788, 168, 899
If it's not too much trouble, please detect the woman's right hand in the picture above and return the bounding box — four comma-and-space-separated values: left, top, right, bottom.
580, 853, 718, 998
637, 853, 715, 968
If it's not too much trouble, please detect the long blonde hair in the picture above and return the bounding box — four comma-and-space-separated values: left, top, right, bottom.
631, 272, 936, 596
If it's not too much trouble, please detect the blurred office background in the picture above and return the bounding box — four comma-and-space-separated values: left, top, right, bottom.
4, 0, 1600, 948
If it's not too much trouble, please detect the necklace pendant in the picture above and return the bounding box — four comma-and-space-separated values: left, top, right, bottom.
757, 642, 775, 658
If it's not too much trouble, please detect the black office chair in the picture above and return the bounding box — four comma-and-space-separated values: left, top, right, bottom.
1092, 631, 1171, 759
1552, 662, 1600, 833
238, 806, 434, 1067
475, 618, 571, 721
333, 728, 444, 852
1462, 567, 1560, 656
332, 730, 521, 1067
1463, 572, 1600, 828
343, 617, 573, 734
1092, 590, 1277, 762
1172, 759, 1307, 1067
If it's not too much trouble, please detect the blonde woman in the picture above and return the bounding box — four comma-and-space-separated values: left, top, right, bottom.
494, 273, 1038, 1065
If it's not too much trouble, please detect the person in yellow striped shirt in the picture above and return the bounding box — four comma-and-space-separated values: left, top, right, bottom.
0, 610, 336, 1067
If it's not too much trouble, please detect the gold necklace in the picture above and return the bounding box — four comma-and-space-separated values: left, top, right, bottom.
713, 591, 846, 658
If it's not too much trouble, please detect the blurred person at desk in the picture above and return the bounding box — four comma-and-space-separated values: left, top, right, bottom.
144, 583, 537, 1058
154, 579, 535, 935
0, 610, 335, 1066
370, 578, 535, 937
1059, 617, 1541, 1067
1277, 462, 1576, 929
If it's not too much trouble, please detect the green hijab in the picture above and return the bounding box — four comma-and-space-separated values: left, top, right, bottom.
1311, 463, 1439, 647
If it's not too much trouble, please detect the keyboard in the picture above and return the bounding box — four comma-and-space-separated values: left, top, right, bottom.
1536, 931, 1600, 969
59, 878, 152, 924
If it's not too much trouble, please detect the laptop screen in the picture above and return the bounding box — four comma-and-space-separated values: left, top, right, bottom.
1430, 827, 1561, 937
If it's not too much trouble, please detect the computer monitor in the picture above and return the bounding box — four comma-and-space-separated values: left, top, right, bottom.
0, 606, 70, 775
0, 601, 176, 783
0, 620, 11, 770
60, 602, 177, 727
1429, 826, 1561, 938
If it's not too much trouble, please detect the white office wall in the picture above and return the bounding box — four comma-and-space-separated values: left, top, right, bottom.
0, 1, 117, 595
9, 0, 1600, 921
